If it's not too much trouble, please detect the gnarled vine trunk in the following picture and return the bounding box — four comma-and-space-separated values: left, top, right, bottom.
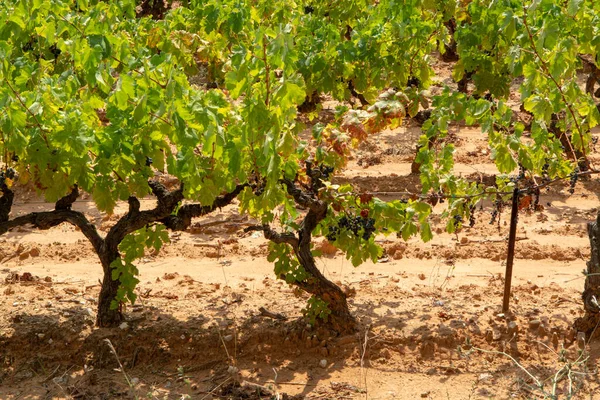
440, 18, 459, 62
575, 211, 600, 338
258, 178, 357, 335
96, 251, 123, 327
294, 244, 356, 334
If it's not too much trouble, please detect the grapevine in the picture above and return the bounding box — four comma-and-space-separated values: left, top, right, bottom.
0, 0, 599, 334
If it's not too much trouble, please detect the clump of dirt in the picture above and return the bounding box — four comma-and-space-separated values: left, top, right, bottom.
357, 153, 383, 167
385, 242, 407, 259
216, 381, 304, 399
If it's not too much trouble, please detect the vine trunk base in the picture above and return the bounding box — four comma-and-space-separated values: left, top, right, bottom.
576, 211, 600, 338
96, 258, 123, 328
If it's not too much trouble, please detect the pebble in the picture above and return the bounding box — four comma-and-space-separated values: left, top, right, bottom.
227, 365, 239, 374
485, 329, 493, 343
552, 332, 559, 348
528, 319, 541, 330
577, 332, 586, 349
478, 373, 492, 381
508, 321, 519, 335
492, 330, 502, 341
319, 359, 327, 368
421, 391, 430, 398
538, 325, 547, 337
223, 334, 234, 342
52, 376, 64, 385
119, 322, 129, 330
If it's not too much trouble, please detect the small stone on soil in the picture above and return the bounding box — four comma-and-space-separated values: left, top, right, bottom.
508, 321, 518, 335
529, 319, 541, 330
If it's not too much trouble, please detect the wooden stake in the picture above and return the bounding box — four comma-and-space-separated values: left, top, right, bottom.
503, 187, 520, 313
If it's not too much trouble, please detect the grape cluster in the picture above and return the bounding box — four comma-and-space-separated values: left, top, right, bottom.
453, 214, 463, 226
0, 168, 16, 188
321, 165, 334, 179
469, 205, 476, 227
327, 214, 376, 241
489, 199, 502, 225
49, 44, 61, 59
533, 187, 541, 211
489, 209, 498, 225
311, 164, 333, 181
517, 163, 526, 181
569, 168, 579, 194
307, 162, 334, 191
541, 162, 550, 184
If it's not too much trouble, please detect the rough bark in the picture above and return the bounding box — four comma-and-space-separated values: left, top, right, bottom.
440, 18, 459, 63
298, 91, 321, 113
55, 185, 79, 210
347, 80, 369, 107
96, 252, 123, 327
549, 114, 589, 171
0, 183, 14, 223
457, 74, 470, 93
136, 0, 169, 20
575, 211, 600, 338
579, 54, 600, 97
159, 183, 247, 231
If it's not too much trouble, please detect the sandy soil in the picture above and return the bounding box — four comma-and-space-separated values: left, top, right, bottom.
2, 61, 600, 399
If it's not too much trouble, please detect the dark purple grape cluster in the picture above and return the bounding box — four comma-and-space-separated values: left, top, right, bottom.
0, 168, 16, 188
469, 205, 476, 227
318, 165, 334, 180
489, 199, 502, 225
452, 214, 463, 228
569, 168, 579, 194
517, 163, 526, 181
327, 215, 376, 241
307, 162, 334, 191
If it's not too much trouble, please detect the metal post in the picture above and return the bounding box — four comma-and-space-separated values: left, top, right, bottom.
502, 187, 520, 313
